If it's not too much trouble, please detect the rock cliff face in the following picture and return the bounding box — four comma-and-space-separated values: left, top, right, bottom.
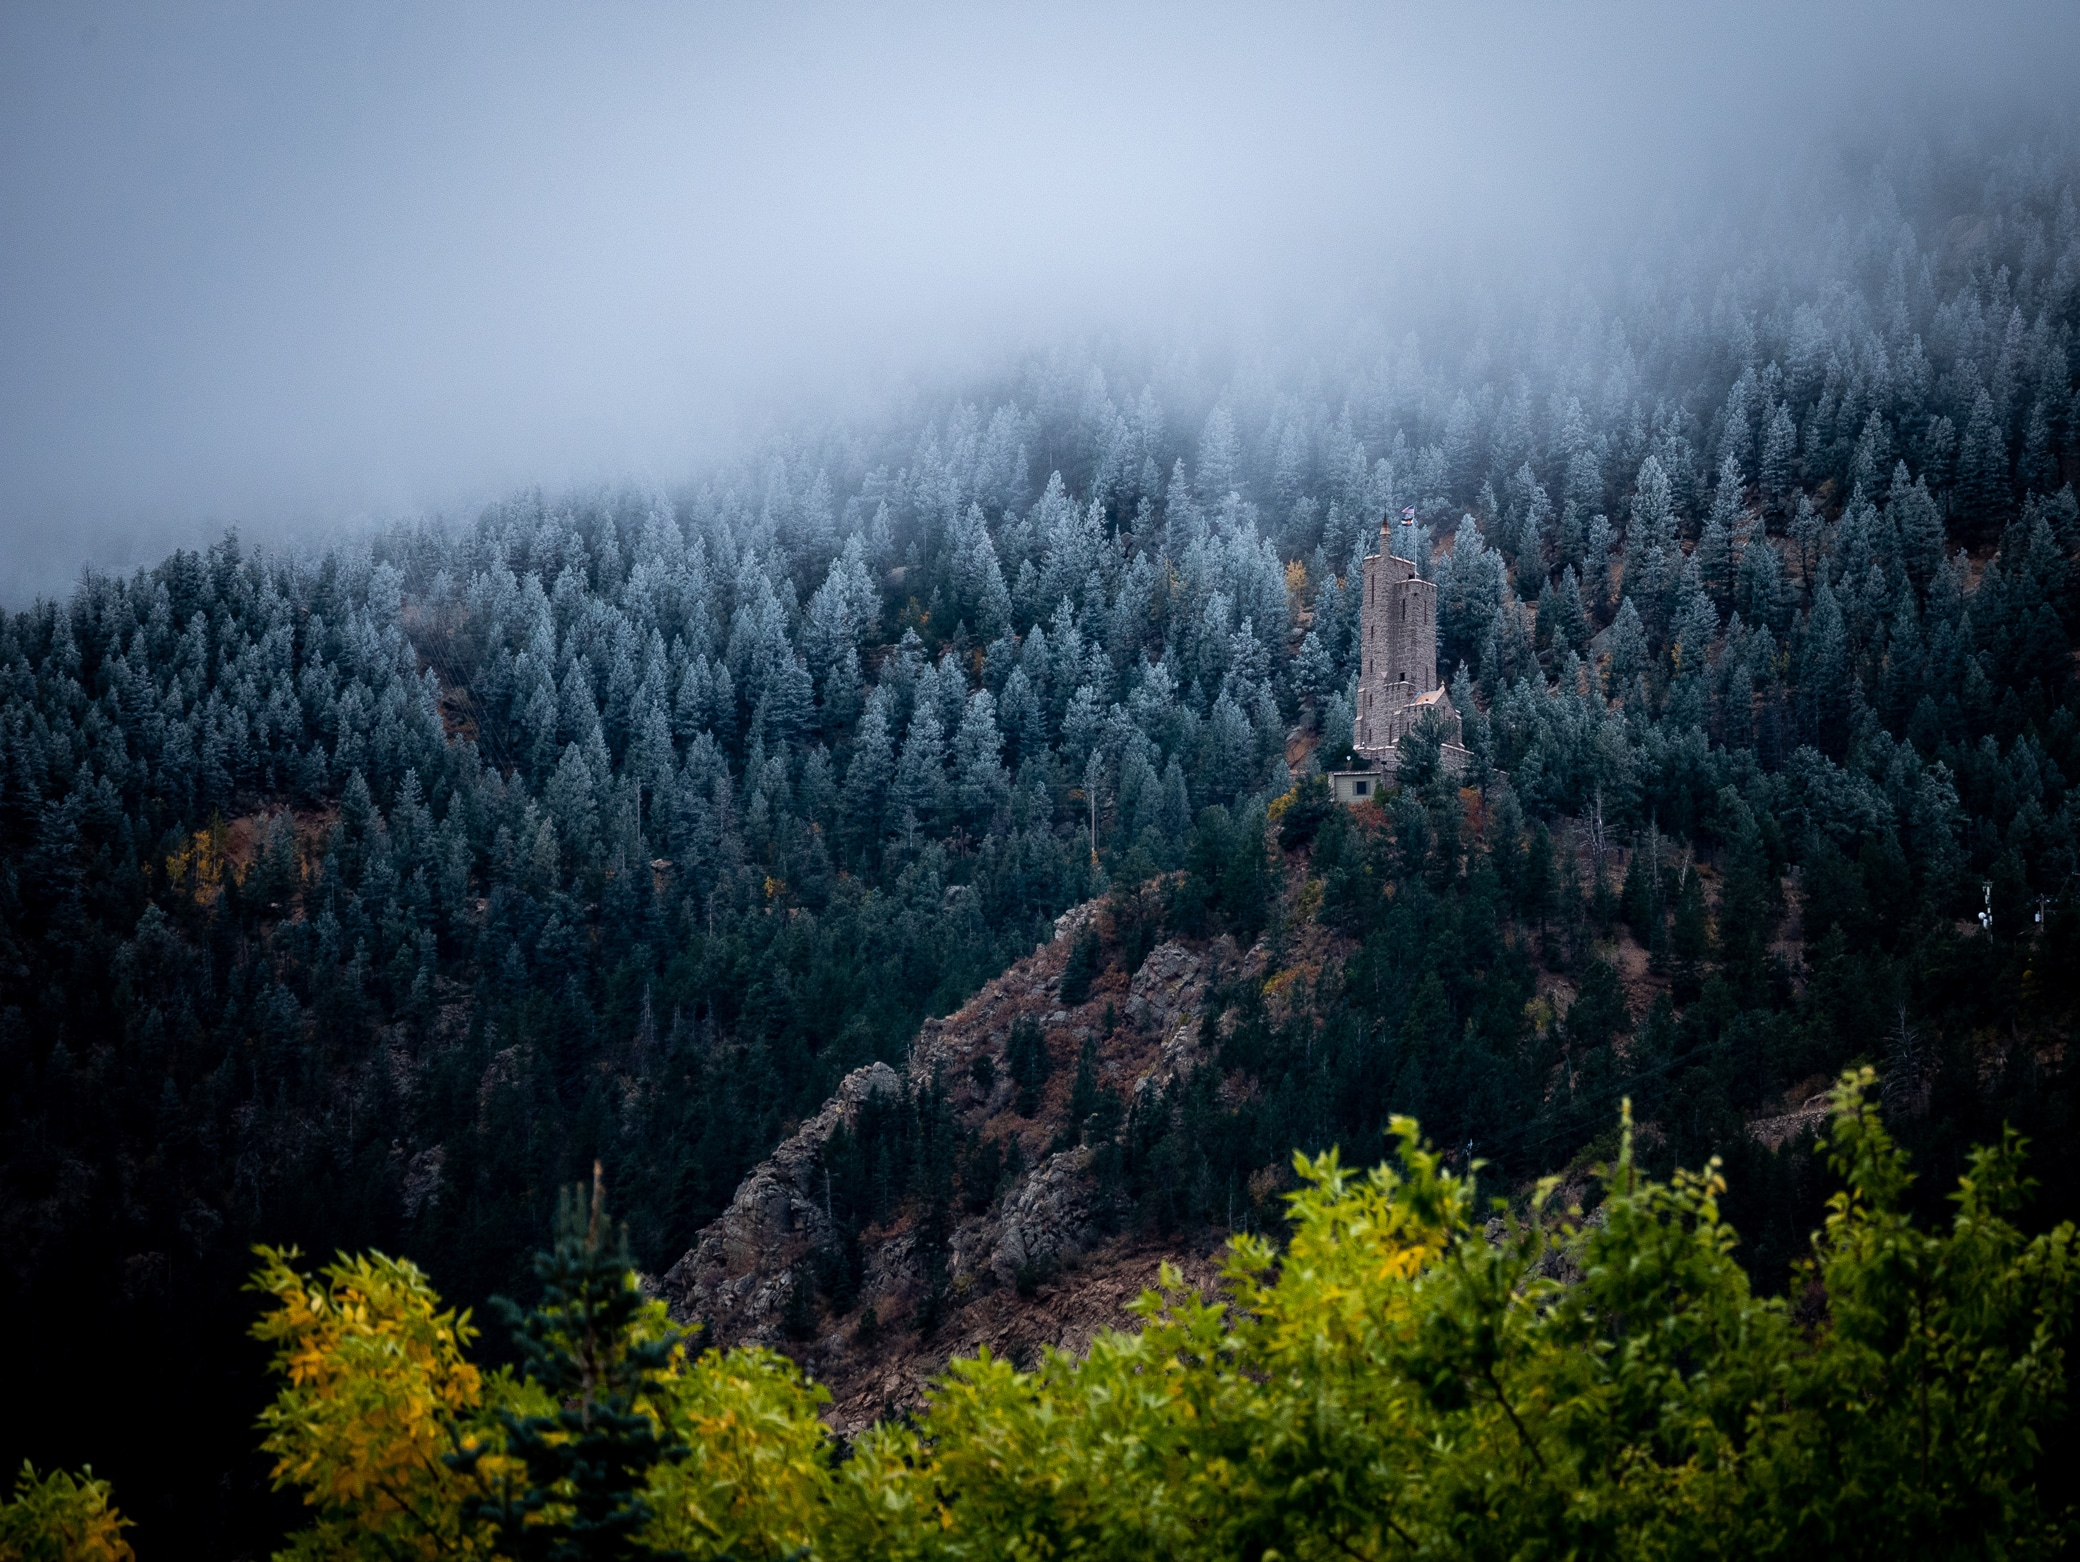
657, 893, 1230, 1432
657, 1059, 906, 1351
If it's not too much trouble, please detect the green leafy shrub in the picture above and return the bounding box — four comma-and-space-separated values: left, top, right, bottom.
50, 1071, 2072, 1560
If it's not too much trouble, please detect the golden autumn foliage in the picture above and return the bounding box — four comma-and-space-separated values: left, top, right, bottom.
0, 1463, 133, 1562
247, 1248, 530, 1562
163, 815, 243, 907
250, 1231, 839, 1562
238, 1074, 2074, 1562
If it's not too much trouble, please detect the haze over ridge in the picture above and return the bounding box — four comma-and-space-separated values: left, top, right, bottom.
2, 1, 2074, 599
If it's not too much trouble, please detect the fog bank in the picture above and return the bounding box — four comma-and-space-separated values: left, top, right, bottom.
2, 1, 2074, 598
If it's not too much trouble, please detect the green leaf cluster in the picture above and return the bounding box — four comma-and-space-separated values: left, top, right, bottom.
0, 1464, 133, 1562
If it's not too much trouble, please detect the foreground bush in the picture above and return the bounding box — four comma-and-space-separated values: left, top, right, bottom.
0, 1464, 132, 1562
9, 1069, 2074, 1559
833, 1069, 2077, 1561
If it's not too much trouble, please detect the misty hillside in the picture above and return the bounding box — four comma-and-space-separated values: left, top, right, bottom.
5, 130, 2080, 1554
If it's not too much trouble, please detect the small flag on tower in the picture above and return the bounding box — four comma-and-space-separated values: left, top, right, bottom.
1400, 507, 1416, 523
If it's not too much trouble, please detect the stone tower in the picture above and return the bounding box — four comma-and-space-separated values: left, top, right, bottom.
1352, 516, 1466, 776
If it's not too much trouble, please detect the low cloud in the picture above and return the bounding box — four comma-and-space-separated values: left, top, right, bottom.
2, 1, 2074, 597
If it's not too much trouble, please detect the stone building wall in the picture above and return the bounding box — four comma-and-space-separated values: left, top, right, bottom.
1351, 520, 1466, 775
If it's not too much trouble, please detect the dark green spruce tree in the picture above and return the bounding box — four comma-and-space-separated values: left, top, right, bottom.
455, 1168, 685, 1562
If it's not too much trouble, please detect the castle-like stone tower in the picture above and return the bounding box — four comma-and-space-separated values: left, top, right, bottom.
1352, 516, 1466, 776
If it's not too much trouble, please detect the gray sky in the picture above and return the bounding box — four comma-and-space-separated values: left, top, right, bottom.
2, 2, 2074, 598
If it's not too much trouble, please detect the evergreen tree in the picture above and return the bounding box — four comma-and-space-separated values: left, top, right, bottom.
1958, 387, 2011, 530
954, 690, 1010, 828
1760, 399, 1799, 521
1008, 1015, 1051, 1117
455, 1171, 685, 1562
1888, 461, 1947, 594
890, 704, 948, 842
842, 688, 895, 849
1698, 453, 1745, 611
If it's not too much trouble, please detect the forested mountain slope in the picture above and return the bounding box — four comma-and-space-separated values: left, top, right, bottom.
660, 743, 2080, 1426
5, 139, 2080, 1555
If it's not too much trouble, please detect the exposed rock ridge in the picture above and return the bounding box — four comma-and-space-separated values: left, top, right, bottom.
658, 890, 1226, 1432
658, 1060, 903, 1348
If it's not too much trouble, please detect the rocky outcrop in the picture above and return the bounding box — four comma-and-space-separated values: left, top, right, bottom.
1746, 1088, 1835, 1150
656, 890, 1227, 1432
987, 1142, 1095, 1287
1128, 937, 1213, 1080
658, 1061, 902, 1345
